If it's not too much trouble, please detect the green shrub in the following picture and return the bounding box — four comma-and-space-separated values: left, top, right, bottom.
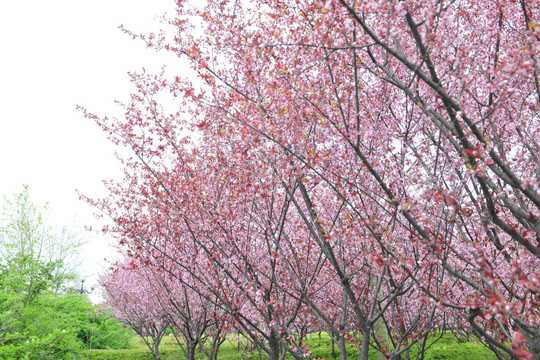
36, 293, 133, 350
0, 328, 82, 360
79, 310, 133, 350
0, 291, 133, 358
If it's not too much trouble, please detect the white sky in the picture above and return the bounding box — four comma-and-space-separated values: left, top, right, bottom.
0, 0, 182, 297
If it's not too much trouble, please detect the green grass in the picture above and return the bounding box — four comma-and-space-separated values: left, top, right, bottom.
84, 336, 240, 360
418, 335, 497, 360
84, 332, 497, 360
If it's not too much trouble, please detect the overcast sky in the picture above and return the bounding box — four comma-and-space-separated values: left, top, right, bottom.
0, 0, 181, 296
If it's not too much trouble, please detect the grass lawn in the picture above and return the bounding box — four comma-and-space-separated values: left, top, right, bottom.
84, 332, 497, 359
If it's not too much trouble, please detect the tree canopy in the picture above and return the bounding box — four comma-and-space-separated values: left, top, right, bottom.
89, 1, 540, 359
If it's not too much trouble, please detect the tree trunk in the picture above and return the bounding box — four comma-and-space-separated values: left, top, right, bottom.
360, 325, 371, 360
187, 341, 197, 360
337, 333, 348, 360
268, 331, 281, 360
153, 342, 161, 360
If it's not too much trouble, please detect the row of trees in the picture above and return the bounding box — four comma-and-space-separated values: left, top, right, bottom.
101, 261, 226, 360
0, 186, 132, 359
94, 0, 539, 359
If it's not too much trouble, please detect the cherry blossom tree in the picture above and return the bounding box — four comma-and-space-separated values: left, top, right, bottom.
96, 150, 332, 359
100, 262, 169, 360
84, 0, 540, 358
147, 257, 227, 360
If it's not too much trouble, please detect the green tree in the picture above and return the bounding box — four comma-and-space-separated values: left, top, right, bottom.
0, 185, 82, 300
